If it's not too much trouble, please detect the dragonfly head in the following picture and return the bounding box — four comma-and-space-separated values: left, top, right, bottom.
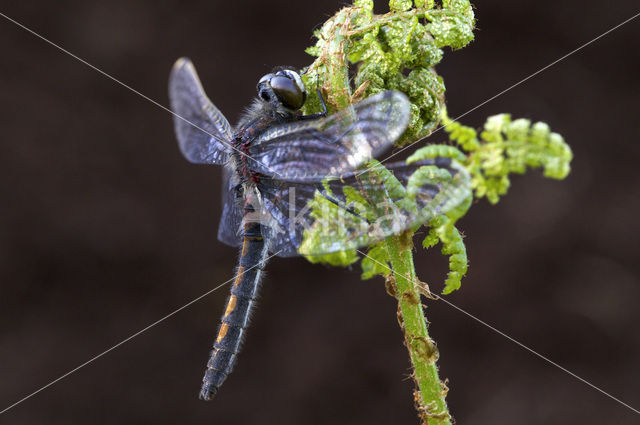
257, 68, 307, 113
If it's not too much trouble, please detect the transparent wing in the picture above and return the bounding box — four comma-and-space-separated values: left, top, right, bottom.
249, 91, 411, 182
217, 167, 244, 247
257, 158, 472, 257
168, 58, 233, 164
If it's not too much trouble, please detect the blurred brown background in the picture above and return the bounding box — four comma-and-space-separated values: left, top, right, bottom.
1, 1, 639, 424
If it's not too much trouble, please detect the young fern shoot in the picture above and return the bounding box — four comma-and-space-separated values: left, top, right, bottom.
300, 1, 572, 424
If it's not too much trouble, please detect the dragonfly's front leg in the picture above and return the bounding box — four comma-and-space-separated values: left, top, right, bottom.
300, 75, 328, 121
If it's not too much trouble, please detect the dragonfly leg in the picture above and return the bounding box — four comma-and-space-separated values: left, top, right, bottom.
300, 75, 328, 120
315, 75, 328, 116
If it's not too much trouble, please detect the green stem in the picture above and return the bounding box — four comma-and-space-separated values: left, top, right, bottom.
385, 232, 451, 425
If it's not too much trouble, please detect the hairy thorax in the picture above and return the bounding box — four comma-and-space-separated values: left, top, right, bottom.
231, 99, 298, 186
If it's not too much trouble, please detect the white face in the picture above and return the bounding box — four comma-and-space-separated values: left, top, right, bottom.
258, 73, 271, 85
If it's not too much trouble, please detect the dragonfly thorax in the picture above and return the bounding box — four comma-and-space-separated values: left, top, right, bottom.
232, 135, 262, 185
232, 69, 307, 185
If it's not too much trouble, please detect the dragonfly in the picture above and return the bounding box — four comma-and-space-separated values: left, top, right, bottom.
168, 57, 470, 400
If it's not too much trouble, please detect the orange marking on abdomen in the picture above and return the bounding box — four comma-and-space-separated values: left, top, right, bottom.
240, 237, 249, 257
233, 265, 245, 287
216, 323, 229, 343
224, 295, 237, 317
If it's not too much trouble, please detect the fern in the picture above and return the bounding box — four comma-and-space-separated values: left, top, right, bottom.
298, 2, 572, 424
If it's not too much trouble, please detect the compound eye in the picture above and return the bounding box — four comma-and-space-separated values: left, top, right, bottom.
270, 75, 304, 110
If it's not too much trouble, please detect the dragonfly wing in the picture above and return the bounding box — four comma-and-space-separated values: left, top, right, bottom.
169, 58, 232, 164
258, 182, 318, 256
249, 91, 410, 182
217, 167, 244, 247
259, 158, 472, 257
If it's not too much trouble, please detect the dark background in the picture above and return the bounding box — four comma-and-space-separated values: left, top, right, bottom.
1, 1, 638, 424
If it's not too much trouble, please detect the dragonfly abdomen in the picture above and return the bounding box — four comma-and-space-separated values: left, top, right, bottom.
200, 221, 267, 400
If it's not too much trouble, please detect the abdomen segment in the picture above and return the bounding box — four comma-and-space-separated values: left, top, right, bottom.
200, 221, 267, 400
